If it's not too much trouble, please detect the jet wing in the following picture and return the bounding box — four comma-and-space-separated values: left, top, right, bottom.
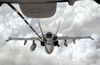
58, 36, 94, 40
6, 37, 39, 42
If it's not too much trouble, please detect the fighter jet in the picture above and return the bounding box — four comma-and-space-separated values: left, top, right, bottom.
6, 7, 94, 54
6, 21, 94, 54
0, 0, 100, 18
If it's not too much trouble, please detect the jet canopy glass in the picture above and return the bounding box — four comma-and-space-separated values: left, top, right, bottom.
46, 32, 52, 38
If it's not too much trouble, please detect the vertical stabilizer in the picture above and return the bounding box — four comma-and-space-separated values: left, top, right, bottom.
38, 21, 45, 38
55, 21, 61, 36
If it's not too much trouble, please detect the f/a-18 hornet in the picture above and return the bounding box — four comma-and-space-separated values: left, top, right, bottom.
6, 17, 94, 54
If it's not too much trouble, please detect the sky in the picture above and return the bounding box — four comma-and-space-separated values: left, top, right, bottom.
0, 0, 100, 65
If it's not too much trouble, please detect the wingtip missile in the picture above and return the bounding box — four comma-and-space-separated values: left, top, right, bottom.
90, 36, 94, 40
6, 37, 11, 42
89, 35, 94, 40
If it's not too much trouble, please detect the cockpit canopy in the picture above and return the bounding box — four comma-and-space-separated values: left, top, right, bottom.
46, 32, 52, 38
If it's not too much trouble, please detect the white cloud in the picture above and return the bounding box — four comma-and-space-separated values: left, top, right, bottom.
0, 1, 100, 65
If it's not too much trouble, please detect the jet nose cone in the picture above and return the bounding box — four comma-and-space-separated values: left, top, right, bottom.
47, 50, 52, 54
45, 44, 54, 54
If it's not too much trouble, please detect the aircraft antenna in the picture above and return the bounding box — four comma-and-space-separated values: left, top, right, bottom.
7, 3, 42, 40
38, 21, 45, 38
55, 21, 61, 36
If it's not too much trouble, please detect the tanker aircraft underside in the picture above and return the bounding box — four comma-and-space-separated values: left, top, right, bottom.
0, 0, 100, 18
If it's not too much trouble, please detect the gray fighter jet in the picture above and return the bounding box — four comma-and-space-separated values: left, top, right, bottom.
6, 15, 94, 54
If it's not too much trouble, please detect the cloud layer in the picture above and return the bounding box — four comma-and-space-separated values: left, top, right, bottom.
0, 1, 100, 65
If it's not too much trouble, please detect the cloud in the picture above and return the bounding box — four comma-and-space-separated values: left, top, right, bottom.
0, 1, 100, 65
